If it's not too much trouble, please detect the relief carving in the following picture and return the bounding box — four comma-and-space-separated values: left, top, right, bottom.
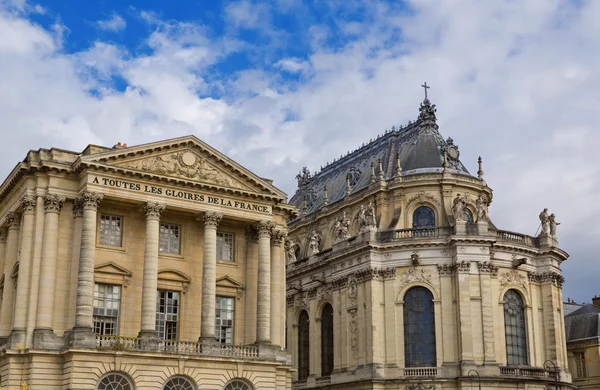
455, 261, 471, 273
406, 191, 441, 208
499, 269, 529, 292
478, 262, 499, 276
349, 308, 358, 360
528, 271, 565, 287
397, 267, 433, 290
437, 263, 456, 276
347, 276, 358, 305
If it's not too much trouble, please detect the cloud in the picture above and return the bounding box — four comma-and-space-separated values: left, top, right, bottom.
0, 0, 599, 303
96, 14, 126, 32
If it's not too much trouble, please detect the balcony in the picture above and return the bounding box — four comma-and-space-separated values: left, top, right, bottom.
495, 230, 539, 248
499, 366, 547, 378
400, 367, 439, 377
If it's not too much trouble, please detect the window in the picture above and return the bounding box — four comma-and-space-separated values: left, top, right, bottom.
403, 286, 436, 367
100, 214, 122, 246
160, 223, 181, 254
93, 284, 121, 335
504, 289, 528, 365
321, 303, 334, 377
464, 208, 474, 224
217, 232, 234, 261
163, 376, 195, 390
298, 310, 310, 381
574, 352, 587, 378
97, 372, 133, 390
224, 379, 253, 390
156, 290, 180, 340
412, 206, 435, 229
215, 296, 234, 344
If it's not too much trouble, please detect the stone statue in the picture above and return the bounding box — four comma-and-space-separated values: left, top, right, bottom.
357, 204, 367, 231
365, 201, 377, 229
308, 232, 321, 256
285, 239, 299, 264
335, 211, 350, 241
476, 194, 488, 222
452, 194, 466, 222
549, 214, 560, 237
539, 208, 549, 236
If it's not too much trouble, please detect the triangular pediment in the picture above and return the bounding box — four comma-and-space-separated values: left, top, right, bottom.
95, 262, 133, 277
79, 136, 286, 198
216, 275, 244, 289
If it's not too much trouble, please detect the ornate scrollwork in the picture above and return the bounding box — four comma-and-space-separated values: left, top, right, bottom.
398, 267, 433, 290
201, 211, 223, 228
78, 191, 104, 210
0, 228, 7, 243
349, 308, 358, 360
347, 276, 358, 304
437, 263, 456, 276
455, 261, 471, 273
331, 275, 348, 290
20, 194, 36, 212
499, 269, 529, 292
72, 197, 84, 217
6, 213, 21, 229
43, 194, 65, 213
406, 191, 441, 208
254, 220, 274, 237
528, 271, 564, 287
478, 262, 499, 276
270, 228, 286, 246
143, 202, 165, 219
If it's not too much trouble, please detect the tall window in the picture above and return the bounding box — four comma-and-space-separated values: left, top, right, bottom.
100, 214, 122, 246
504, 289, 528, 365
217, 232, 234, 261
403, 286, 436, 367
160, 223, 180, 254
574, 352, 587, 378
156, 290, 180, 340
215, 296, 234, 344
321, 304, 334, 377
93, 284, 121, 335
412, 206, 435, 229
298, 310, 310, 381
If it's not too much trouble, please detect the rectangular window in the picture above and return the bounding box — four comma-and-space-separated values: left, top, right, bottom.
93, 284, 121, 335
100, 214, 122, 246
575, 352, 587, 378
216, 232, 234, 262
215, 296, 234, 344
159, 223, 180, 254
156, 290, 180, 340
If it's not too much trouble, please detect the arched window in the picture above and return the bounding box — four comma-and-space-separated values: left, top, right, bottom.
504, 289, 528, 365
321, 303, 334, 376
298, 310, 310, 381
224, 379, 253, 390
464, 208, 474, 224
412, 206, 435, 229
403, 287, 436, 367
163, 376, 195, 390
97, 372, 133, 390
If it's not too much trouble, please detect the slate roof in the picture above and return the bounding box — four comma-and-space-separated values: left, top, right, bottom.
289, 99, 472, 215
565, 304, 600, 344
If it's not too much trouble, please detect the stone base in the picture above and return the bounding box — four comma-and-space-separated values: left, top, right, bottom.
476, 221, 488, 235
459, 359, 476, 376
32, 328, 65, 350
8, 328, 26, 350
67, 327, 96, 349
455, 221, 467, 235
138, 329, 158, 339
539, 234, 558, 248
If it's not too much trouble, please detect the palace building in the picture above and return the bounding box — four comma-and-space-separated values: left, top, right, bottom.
0, 136, 297, 389
285, 96, 574, 389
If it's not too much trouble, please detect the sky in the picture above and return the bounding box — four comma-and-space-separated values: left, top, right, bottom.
0, 0, 598, 303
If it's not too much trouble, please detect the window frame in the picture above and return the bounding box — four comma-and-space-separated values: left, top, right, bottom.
320, 303, 334, 377
216, 231, 235, 262
403, 286, 437, 368
297, 310, 310, 381
163, 376, 196, 390
574, 351, 586, 378
412, 206, 436, 229
93, 283, 121, 336
97, 372, 133, 390
159, 222, 182, 255
503, 289, 529, 366
156, 290, 181, 341
215, 295, 235, 345
98, 213, 124, 248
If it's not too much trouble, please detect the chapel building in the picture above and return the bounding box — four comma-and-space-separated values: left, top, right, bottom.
285, 97, 574, 389
0, 136, 296, 389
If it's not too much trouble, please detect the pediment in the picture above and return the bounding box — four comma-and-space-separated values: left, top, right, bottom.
95, 262, 133, 277
79, 136, 286, 198
158, 269, 191, 283
216, 275, 244, 289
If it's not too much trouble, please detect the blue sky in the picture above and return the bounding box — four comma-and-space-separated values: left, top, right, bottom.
0, 0, 599, 302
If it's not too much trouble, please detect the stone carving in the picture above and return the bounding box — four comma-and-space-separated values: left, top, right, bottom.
120, 151, 239, 188
43, 194, 65, 213
397, 267, 433, 290
347, 276, 358, 304
334, 211, 351, 241
437, 263, 456, 275
201, 211, 223, 228
72, 197, 84, 217
418, 97, 438, 135
358, 201, 377, 232
549, 214, 560, 237
452, 194, 466, 222
6, 212, 21, 229
317, 284, 333, 302
349, 308, 358, 360
285, 239, 299, 264
296, 167, 312, 187
293, 292, 309, 311
143, 202, 165, 219
254, 220, 274, 237
308, 231, 321, 256
476, 194, 488, 222
455, 261, 471, 273
539, 208, 549, 235
0, 228, 6, 243
499, 269, 529, 292
20, 195, 36, 212
286, 295, 294, 306
406, 384, 435, 390
478, 262, 499, 276
406, 191, 441, 208
528, 271, 565, 287
354, 267, 396, 282
270, 229, 286, 245
78, 191, 104, 210
308, 288, 317, 300
331, 275, 348, 290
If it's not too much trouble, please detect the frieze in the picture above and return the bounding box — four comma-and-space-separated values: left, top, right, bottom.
528, 271, 565, 287
354, 267, 397, 282
398, 267, 433, 290
499, 269, 529, 292
477, 261, 499, 276
331, 275, 348, 290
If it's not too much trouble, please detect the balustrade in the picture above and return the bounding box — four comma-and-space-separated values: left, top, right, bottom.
499, 366, 547, 378
401, 367, 438, 377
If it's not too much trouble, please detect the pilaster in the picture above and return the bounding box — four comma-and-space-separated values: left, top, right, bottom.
255, 220, 273, 344
199, 211, 223, 342
270, 228, 285, 346
0, 213, 20, 340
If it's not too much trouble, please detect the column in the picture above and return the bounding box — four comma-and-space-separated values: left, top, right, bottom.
139, 202, 165, 338
0, 229, 7, 283
0, 213, 20, 339
11, 195, 37, 347
255, 220, 272, 344
34, 194, 65, 334
455, 261, 475, 374
66, 199, 84, 329
72, 191, 103, 340
199, 211, 222, 341
270, 228, 285, 346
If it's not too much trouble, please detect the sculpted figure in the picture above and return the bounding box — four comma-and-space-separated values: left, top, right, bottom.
452, 194, 466, 222
335, 211, 350, 241
539, 208, 549, 236
285, 239, 299, 264
366, 201, 377, 228
476, 194, 488, 222
357, 205, 368, 232
549, 214, 560, 237
308, 232, 321, 256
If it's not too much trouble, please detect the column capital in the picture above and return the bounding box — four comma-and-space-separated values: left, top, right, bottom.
43, 194, 65, 213
200, 211, 223, 228
0, 228, 7, 243
20, 194, 37, 213
143, 202, 165, 220
254, 220, 274, 238
72, 197, 84, 217
270, 228, 287, 246
6, 212, 21, 230
77, 191, 104, 210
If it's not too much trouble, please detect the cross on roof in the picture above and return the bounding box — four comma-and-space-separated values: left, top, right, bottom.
421, 82, 430, 100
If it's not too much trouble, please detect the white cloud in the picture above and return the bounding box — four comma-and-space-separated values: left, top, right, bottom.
0, 1, 599, 302
96, 14, 126, 32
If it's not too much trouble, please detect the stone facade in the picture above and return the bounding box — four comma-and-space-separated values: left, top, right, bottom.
564, 297, 600, 389
0, 137, 297, 389
285, 99, 574, 389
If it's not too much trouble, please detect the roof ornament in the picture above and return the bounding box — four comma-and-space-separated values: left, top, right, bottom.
345, 173, 351, 197
323, 184, 329, 206
418, 82, 439, 134
370, 162, 376, 184
395, 153, 402, 178
378, 158, 384, 181
421, 82, 430, 100
296, 167, 312, 188
477, 156, 484, 179
442, 150, 449, 173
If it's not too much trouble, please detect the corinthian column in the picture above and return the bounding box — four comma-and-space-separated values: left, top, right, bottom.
34, 194, 65, 335
255, 220, 272, 344
199, 211, 222, 342
270, 228, 285, 346
139, 202, 165, 338
0, 213, 21, 340
11, 195, 37, 347
71, 191, 103, 346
